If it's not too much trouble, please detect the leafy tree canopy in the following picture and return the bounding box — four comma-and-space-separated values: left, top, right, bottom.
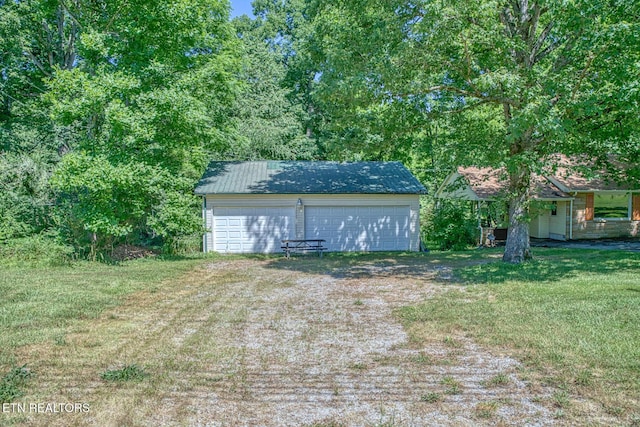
227, 15, 316, 160
1, 0, 239, 254
309, 0, 640, 262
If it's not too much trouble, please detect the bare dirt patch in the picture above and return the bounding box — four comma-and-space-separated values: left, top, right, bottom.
110, 244, 157, 261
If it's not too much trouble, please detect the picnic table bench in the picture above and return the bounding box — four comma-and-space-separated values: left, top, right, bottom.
281, 239, 326, 258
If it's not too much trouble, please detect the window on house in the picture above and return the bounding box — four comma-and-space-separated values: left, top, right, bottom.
551, 201, 557, 216
594, 193, 629, 219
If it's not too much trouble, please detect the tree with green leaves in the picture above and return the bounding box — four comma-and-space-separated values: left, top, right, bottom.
48, 0, 238, 253
1, 0, 239, 255
310, 0, 640, 262
228, 15, 316, 160
0, 0, 85, 240
251, 0, 320, 142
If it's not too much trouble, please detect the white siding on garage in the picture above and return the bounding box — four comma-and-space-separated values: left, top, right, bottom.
204, 194, 421, 253
305, 206, 411, 252
212, 207, 294, 253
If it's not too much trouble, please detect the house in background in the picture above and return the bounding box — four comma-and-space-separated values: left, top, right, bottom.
195, 161, 427, 253
436, 162, 640, 241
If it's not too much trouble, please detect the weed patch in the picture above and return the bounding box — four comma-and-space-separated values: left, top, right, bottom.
100, 364, 148, 382
441, 376, 463, 395
420, 392, 441, 403
475, 401, 499, 419
0, 365, 31, 403
481, 372, 510, 388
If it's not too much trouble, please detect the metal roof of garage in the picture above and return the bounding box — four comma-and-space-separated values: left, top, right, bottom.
194, 161, 427, 195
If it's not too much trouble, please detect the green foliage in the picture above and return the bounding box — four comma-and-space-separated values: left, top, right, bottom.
1, 0, 238, 256
0, 366, 32, 403
0, 151, 55, 241
100, 364, 148, 382
51, 153, 152, 240
227, 15, 316, 160
308, 0, 640, 261
426, 201, 478, 250
420, 392, 441, 403
0, 234, 74, 267
50, 153, 206, 255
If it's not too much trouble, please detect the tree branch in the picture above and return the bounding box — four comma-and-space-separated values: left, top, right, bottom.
425, 85, 521, 108
58, 0, 83, 30
530, 21, 554, 65
571, 52, 596, 100
23, 51, 51, 77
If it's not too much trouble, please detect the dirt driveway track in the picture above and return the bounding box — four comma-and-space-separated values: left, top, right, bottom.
150, 257, 555, 426
26, 256, 577, 427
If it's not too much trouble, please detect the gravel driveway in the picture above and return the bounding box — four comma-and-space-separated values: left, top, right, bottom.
162, 257, 557, 426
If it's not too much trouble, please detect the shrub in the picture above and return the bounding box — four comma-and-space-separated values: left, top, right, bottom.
426, 200, 479, 250
162, 234, 202, 256
0, 234, 74, 266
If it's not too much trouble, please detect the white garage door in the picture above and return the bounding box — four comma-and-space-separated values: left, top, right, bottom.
305, 206, 410, 252
213, 207, 294, 253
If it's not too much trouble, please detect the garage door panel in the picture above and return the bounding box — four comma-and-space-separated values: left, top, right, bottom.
305, 206, 410, 252
213, 207, 294, 253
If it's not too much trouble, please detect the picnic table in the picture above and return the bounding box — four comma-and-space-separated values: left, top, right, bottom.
281, 239, 326, 258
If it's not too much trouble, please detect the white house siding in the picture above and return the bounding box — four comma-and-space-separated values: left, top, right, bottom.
549, 201, 568, 240
530, 210, 550, 239
203, 194, 421, 254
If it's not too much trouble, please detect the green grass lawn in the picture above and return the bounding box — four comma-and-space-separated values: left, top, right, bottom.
398, 248, 640, 419
0, 257, 203, 369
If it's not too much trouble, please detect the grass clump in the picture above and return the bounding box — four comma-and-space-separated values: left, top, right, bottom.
475, 401, 499, 419
481, 372, 510, 388
101, 364, 148, 382
440, 376, 463, 395
420, 392, 441, 403
0, 365, 32, 403
411, 353, 432, 364
348, 362, 367, 370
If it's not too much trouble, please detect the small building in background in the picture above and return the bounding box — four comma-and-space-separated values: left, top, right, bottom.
435, 159, 640, 242
195, 161, 427, 253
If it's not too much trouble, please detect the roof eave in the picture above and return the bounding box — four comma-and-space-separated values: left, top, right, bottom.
195, 191, 426, 196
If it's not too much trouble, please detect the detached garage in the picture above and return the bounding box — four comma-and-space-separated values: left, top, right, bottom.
194, 161, 426, 254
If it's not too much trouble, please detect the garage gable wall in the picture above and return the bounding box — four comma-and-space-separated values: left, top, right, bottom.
204, 194, 421, 253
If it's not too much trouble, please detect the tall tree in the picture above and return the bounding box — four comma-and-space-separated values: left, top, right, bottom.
0, 0, 85, 239
46, 0, 238, 253
228, 15, 316, 160
1, 0, 239, 253
252, 0, 319, 140
310, 0, 640, 262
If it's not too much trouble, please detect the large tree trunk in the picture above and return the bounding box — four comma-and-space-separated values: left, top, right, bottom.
502, 166, 533, 263
503, 192, 533, 263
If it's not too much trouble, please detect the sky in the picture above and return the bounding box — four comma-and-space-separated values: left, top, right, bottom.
229, 0, 255, 18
